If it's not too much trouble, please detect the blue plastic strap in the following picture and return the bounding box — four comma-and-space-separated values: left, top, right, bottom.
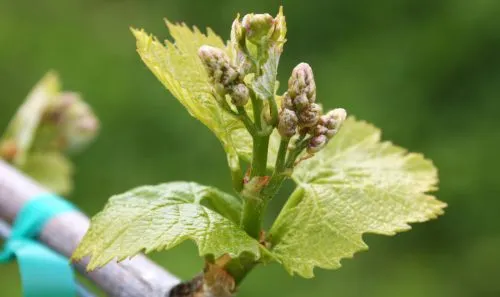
0, 193, 77, 297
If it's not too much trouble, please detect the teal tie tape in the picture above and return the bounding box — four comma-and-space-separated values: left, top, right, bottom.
0, 193, 77, 297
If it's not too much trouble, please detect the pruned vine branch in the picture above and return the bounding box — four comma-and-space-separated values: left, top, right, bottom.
0, 159, 180, 297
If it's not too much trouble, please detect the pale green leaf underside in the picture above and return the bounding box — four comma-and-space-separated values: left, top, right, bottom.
21, 152, 73, 195
72, 182, 260, 270
132, 25, 254, 170
132, 23, 286, 169
270, 117, 446, 278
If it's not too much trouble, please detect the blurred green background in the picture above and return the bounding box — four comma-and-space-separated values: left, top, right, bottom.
1, 0, 500, 296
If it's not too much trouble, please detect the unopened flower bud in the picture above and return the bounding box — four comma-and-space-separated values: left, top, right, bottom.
278, 108, 298, 138
323, 108, 347, 139
298, 103, 321, 128
319, 114, 330, 126
321, 108, 348, 139
293, 94, 309, 111
241, 13, 275, 45
199, 45, 243, 98
230, 83, 249, 106
199, 45, 226, 75
288, 63, 316, 102
307, 134, 327, 154
325, 129, 339, 138
198, 45, 237, 85
282, 92, 293, 110
328, 108, 347, 123
313, 124, 328, 136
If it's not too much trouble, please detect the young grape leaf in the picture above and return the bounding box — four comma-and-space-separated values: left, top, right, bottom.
132, 25, 251, 172
21, 152, 73, 195
72, 182, 260, 270
252, 47, 281, 101
269, 117, 446, 278
252, 7, 286, 101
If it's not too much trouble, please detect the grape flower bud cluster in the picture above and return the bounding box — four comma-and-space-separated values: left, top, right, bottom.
198, 45, 249, 107
278, 63, 347, 153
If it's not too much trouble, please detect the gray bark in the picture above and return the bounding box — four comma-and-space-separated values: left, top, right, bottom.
0, 159, 180, 297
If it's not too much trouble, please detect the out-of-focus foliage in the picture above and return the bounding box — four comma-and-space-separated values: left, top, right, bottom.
1, 0, 499, 296
0, 72, 99, 194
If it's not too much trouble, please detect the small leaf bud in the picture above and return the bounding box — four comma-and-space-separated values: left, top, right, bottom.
269, 7, 286, 45
241, 13, 275, 45
231, 17, 246, 49
278, 108, 298, 138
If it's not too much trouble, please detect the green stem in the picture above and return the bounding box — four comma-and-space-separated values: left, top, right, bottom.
241, 133, 269, 239
230, 164, 243, 193
251, 134, 269, 177
224, 255, 258, 285
259, 138, 289, 202
260, 137, 309, 202
250, 89, 263, 131
236, 106, 256, 136
268, 96, 279, 126
240, 190, 267, 239
240, 87, 271, 238
274, 138, 289, 174
285, 137, 310, 169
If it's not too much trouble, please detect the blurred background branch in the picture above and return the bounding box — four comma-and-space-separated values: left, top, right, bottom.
0, 159, 180, 297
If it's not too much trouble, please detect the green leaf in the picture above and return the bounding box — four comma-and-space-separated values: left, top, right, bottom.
252, 6, 286, 101
252, 47, 281, 100
1, 72, 60, 165
132, 25, 250, 172
269, 117, 446, 278
21, 152, 73, 195
72, 182, 260, 270
196, 185, 243, 225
